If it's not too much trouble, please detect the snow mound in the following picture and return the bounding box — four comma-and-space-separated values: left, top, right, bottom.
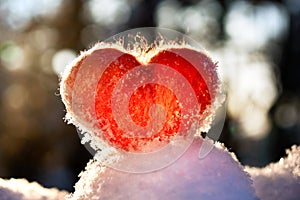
67, 138, 258, 200
3, 143, 299, 199
0, 178, 68, 200
246, 145, 300, 200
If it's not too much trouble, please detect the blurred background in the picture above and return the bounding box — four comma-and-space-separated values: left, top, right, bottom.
0, 0, 299, 192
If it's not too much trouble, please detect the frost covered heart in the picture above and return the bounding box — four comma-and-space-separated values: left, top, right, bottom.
60, 28, 224, 173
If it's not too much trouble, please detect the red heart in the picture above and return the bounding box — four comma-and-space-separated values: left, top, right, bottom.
61, 47, 218, 152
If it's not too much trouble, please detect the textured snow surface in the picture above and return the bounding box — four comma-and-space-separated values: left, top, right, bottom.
67, 138, 258, 200
246, 145, 300, 200
0, 178, 67, 200
2, 144, 300, 199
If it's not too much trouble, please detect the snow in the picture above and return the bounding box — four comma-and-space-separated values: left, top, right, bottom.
246, 145, 300, 200
0, 178, 68, 200
67, 138, 258, 200
1, 143, 300, 199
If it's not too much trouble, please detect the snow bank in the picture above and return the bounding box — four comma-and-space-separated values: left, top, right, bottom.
1, 143, 300, 199
67, 138, 258, 200
246, 145, 300, 200
0, 178, 68, 200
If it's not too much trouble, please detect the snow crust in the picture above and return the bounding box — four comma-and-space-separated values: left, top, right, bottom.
1, 144, 300, 200
0, 178, 68, 200
67, 138, 258, 200
246, 145, 300, 200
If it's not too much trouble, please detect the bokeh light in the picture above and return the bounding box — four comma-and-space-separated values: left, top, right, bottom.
0, 41, 25, 71
52, 49, 76, 75
225, 1, 288, 49
0, 0, 62, 29
86, 0, 131, 26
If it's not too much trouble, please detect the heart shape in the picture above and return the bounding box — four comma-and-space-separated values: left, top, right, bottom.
61, 46, 218, 153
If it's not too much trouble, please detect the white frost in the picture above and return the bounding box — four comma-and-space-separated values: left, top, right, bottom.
0, 178, 68, 200
2, 143, 300, 199
67, 138, 258, 200
246, 145, 300, 200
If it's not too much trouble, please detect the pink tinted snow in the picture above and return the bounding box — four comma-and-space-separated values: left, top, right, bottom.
1, 143, 299, 199
67, 138, 258, 200
246, 145, 300, 200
